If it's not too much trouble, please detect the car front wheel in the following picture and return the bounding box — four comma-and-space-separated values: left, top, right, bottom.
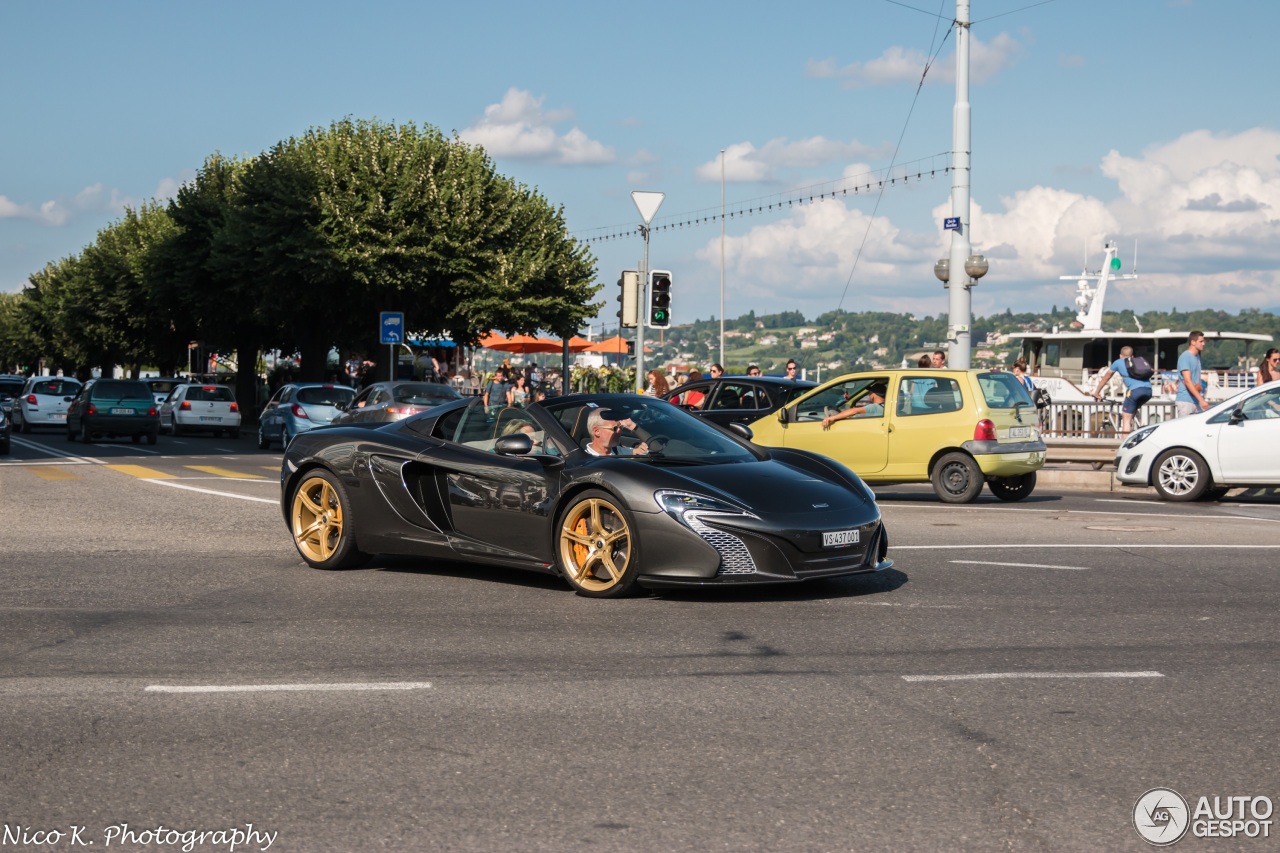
988, 472, 1037, 502
257, 424, 271, 450
931, 452, 984, 503
1152, 448, 1210, 501
557, 489, 641, 597
290, 470, 369, 569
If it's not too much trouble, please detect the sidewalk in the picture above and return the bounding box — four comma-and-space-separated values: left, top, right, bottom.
1038, 463, 1122, 492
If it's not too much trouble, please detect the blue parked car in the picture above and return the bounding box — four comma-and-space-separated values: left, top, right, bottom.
257, 383, 357, 449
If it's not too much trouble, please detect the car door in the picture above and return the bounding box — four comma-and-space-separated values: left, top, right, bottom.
426, 401, 558, 561
262, 386, 290, 438
159, 387, 181, 429
343, 387, 377, 423
703, 381, 762, 427
1214, 388, 1280, 482
782, 377, 890, 475
884, 374, 969, 479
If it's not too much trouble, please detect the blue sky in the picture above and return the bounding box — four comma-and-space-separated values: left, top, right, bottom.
3, 0, 1279, 335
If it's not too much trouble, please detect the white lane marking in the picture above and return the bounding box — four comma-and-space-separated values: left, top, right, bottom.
951, 559, 1090, 571
894, 544, 1280, 549
0, 458, 93, 467
890, 503, 1280, 522
144, 479, 277, 504
145, 682, 432, 693
903, 671, 1164, 682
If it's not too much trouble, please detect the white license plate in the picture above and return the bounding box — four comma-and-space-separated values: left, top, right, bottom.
199, 416, 222, 422
50, 413, 66, 422
110, 408, 133, 415
1008, 426, 1031, 439
823, 529, 860, 547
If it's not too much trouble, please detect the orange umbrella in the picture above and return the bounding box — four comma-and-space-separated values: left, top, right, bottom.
477, 332, 507, 348
586, 335, 649, 354
563, 335, 595, 352
484, 333, 565, 355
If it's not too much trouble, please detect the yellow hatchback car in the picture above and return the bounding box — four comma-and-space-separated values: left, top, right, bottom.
748, 369, 1047, 503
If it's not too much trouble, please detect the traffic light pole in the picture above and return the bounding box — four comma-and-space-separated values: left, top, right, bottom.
635, 225, 649, 394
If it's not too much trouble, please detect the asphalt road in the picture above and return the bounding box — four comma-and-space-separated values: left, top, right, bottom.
2, 428, 1277, 852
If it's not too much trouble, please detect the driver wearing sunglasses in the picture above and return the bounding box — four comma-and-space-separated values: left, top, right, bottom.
585, 408, 648, 457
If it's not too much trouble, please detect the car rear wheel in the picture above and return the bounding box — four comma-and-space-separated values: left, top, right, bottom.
146, 428, 158, 446
1152, 449, 1209, 501
257, 424, 270, 450
80, 420, 93, 443
557, 489, 641, 597
931, 452, 984, 503
290, 470, 369, 570
19, 416, 31, 434
988, 472, 1037, 502
172, 421, 184, 437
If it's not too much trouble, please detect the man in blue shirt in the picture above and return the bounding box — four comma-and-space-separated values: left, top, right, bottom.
822, 383, 887, 429
1176, 330, 1209, 416
1090, 345, 1153, 433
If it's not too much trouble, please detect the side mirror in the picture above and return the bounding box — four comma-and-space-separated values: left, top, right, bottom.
729, 422, 753, 441
494, 433, 534, 456
1228, 406, 1246, 425
777, 406, 791, 425
335, 401, 348, 411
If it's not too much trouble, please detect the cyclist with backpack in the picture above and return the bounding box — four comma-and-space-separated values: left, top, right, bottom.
1090, 345, 1154, 434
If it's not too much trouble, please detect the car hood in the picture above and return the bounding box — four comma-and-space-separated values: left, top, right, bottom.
649, 458, 875, 516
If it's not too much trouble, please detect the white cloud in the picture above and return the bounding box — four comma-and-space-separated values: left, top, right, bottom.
460, 88, 615, 165
807, 32, 1023, 88
694, 137, 887, 183
687, 128, 1280, 318
0, 173, 188, 229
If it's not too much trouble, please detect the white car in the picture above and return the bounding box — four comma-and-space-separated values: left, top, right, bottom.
160, 383, 242, 438
11, 376, 82, 433
1114, 379, 1280, 500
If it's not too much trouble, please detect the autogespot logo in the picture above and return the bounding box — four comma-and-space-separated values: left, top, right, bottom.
1134, 788, 1190, 846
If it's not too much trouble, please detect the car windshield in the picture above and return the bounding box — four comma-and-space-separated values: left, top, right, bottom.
0, 380, 24, 399
391, 383, 460, 405
93, 380, 151, 401
296, 386, 356, 407
541, 396, 759, 464
978, 372, 1034, 408
33, 379, 81, 396
185, 386, 235, 402
147, 380, 183, 395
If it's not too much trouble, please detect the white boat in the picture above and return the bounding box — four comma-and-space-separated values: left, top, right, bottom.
1014, 240, 1271, 404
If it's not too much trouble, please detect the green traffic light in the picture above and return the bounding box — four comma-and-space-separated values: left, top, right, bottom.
1110, 257, 1122, 271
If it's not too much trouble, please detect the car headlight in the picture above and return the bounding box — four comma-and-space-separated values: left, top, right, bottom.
655, 490, 756, 521
1121, 424, 1158, 450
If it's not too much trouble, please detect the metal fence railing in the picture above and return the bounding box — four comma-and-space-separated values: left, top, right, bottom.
1039, 399, 1178, 441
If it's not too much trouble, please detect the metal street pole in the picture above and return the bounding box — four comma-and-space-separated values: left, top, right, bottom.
719, 149, 725, 367
631, 191, 664, 393
947, 0, 973, 369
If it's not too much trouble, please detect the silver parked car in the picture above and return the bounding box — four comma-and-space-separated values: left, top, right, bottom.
159, 383, 242, 438
11, 376, 82, 433
257, 382, 356, 449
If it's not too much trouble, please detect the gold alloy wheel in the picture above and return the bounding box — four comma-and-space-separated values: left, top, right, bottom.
558, 496, 633, 593
292, 475, 345, 564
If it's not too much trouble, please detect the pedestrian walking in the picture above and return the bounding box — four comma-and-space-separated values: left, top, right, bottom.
1176, 330, 1209, 416
1090, 346, 1153, 433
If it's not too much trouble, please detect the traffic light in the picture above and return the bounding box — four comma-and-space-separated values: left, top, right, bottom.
649, 269, 671, 328
617, 270, 639, 329
626, 340, 636, 357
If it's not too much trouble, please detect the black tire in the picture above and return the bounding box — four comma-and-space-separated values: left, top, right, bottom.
19, 416, 31, 434
281, 426, 292, 447
0, 437, 9, 455
556, 489, 642, 597
931, 452, 984, 503
146, 428, 158, 446
80, 419, 93, 444
67, 423, 76, 442
131, 433, 141, 444
289, 470, 370, 570
988, 471, 1037, 502
172, 421, 184, 437
1152, 448, 1210, 501
257, 424, 271, 450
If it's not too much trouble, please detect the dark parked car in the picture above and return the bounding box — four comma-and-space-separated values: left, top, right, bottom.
333, 381, 461, 425
0, 402, 10, 455
280, 393, 891, 597
661, 376, 817, 428
0, 374, 25, 419
66, 378, 160, 444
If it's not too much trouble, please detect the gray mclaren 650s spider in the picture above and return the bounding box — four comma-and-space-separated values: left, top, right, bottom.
280, 393, 892, 597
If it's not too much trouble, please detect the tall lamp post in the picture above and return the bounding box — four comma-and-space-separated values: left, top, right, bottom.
940, 0, 981, 368
719, 149, 725, 367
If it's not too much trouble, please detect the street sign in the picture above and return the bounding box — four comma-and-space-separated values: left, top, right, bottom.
944, 217, 960, 231
380, 312, 404, 344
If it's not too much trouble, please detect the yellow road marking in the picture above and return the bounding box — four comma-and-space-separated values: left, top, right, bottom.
105, 464, 177, 479
31, 467, 80, 481
185, 465, 265, 480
